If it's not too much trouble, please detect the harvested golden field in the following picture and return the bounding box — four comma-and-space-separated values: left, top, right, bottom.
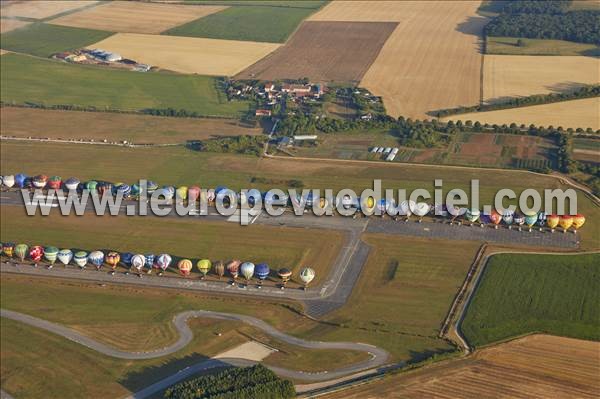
484, 55, 600, 104
89, 33, 280, 76
442, 97, 600, 130
0, 18, 31, 34
49, 1, 227, 34
309, 1, 485, 119
0, 1, 96, 19
0, 107, 263, 144
325, 335, 600, 399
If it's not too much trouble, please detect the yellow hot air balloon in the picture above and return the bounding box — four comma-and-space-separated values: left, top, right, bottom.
546, 214, 560, 232
572, 214, 585, 233
559, 215, 573, 233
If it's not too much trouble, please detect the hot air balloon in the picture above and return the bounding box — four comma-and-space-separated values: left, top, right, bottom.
156, 253, 172, 276
546, 214, 560, 232
255, 263, 270, 288
2, 242, 15, 259
300, 267, 315, 290
121, 252, 133, 274
116, 183, 131, 198
398, 200, 413, 221
188, 186, 201, 204
434, 202, 449, 218
376, 199, 393, 217
44, 246, 59, 268
465, 208, 480, 226
29, 245, 44, 267
15, 244, 28, 263
572, 214, 585, 233
339, 194, 359, 211
514, 212, 525, 231
131, 254, 145, 277
502, 209, 514, 229
489, 210, 502, 229
177, 258, 192, 276
97, 182, 112, 197
73, 251, 88, 269
2, 175, 15, 189
176, 186, 188, 202
85, 180, 98, 193
213, 261, 225, 279
264, 190, 288, 208
207, 189, 216, 203
240, 262, 255, 284
449, 206, 467, 225
130, 183, 140, 198
32, 175, 48, 189
15, 174, 28, 189
537, 212, 547, 231
277, 268, 292, 289
411, 202, 431, 223
47, 176, 62, 190
88, 250, 105, 271
146, 181, 159, 196
144, 253, 155, 274
197, 259, 211, 279
360, 196, 376, 216
559, 215, 573, 233
57, 249, 73, 267
160, 186, 175, 201
226, 260, 240, 285
64, 177, 80, 191
524, 212, 538, 232
106, 252, 120, 275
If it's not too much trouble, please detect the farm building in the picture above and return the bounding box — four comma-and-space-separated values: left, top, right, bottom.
255, 109, 272, 117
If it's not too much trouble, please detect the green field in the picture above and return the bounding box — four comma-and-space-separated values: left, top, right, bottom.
461, 253, 600, 347
164, 5, 321, 43
573, 137, 600, 152
486, 36, 600, 56
0, 53, 249, 117
0, 23, 113, 57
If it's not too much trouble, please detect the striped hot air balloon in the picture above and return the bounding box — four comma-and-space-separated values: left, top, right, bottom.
524, 212, 538, 232
32, 175, 48, 189
277, 268, 292, 289
2, 242, 15, 258
144, 254, 155, 274
537, 212, 547, 232
177, 259, 193, 276
73, 251, 88, 269
44, 246, 59, 268
106, 252, 120, 274
156, 254, 172, 276
88, 251, 105, 270
57, 249, 73, 267
213, 261, 225, 279
255, 263, 270, 288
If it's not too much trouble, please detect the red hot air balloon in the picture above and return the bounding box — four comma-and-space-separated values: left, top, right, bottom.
489, 210, 502, 229
29, 245, 44, 267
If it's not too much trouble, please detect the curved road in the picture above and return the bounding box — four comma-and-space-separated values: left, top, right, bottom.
1, 308, 389, 380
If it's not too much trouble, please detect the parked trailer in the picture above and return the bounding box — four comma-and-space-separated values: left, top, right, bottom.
386, 152, 397, 161
371, 147, 380, 153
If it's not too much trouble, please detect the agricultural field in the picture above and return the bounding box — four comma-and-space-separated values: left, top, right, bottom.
0, 0, 97, 20
0, 18, 31, 34
310, 1, 485, 119
0, 53, 249, 117
0, 22, 113, 58
486, 36, 600, 56
573, 137, 600, 163
164, 4, 322, 43
483, 55, 600, 104
236, 21, 397, 84
0, 207, 340, 287
461, 253, 600, 347
442, 97, 600, 131
49, 1, 227, 34
0, 107, 263, 144
89, 33, 280, 76
324, 334, 600, 399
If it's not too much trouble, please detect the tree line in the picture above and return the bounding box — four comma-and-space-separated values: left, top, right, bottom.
187, 135, 266, 156
163, 364, 295, 399
500, 0, 571, 15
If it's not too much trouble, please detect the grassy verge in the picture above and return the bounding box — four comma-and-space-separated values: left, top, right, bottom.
461, 253, 600, 347
0, 23, 113, 57
0, 53, 249, 117
486, 36, 600, 56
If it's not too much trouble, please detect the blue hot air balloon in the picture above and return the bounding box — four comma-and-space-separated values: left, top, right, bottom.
144, 253, 155, 274
15, 174, 28, 188
255, 263, 270, 287
130, 184, 141, 197
121, 252, 133, 266
159, 186, 175, 200
264, 191, 288, 207
116, 183, 131, 198
88, 251, 104, 270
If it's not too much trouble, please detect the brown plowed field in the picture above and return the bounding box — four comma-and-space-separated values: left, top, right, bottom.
324, 335, 600, 399
49, 1, 227, 34
236, 21, 397, 83
0, 1, 97, 19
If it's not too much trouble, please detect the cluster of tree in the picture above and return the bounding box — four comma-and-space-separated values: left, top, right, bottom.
163, 365, 295, 399
395, 118, 447, 148
556, 134, 576, 173
577, 161, 600, 196
188, 135, 266, 156
500, 0, 570, 15
276, 112, 396, 136
434, 85, 600, 119
485, 10, 600, 44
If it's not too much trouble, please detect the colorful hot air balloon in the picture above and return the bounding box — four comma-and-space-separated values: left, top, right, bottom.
502, 210, 514, 229
156, 253, 172, 276
106, 252, 120, 274
255, 263, 270, 287
85, 180, 98, 192
226, 260, 240, 284
213, 261, 225, 279
277, 268, 292, 289
2, 175, 15, 189
57, 249, 73, 267
176, 186, 188, 202
513, 212, 525, 231
47, 176, 62, 190
131, 254, 145, 275
2, 242, 15, 258
146, 181, 159, 195
73, 251, 88, 269
490, 210, 502, 229
524, 212, 538, 232
116, 183, 131, 198
177, 259, 193, 276
241, 262, 255, 283
44, 246, 59, 268
64, 177, 80, 191
197, 259, 211, 279
32, 175, 48, 189
537, 212, 547, 231
160, 186, 175, 200
130, 183, 141, 198
572, 214, 585, 233
97, 182, 112, 197
14, 174, 28, 188
546, 214, 560, 232
300, 267, 315, 290
121, 252, 133, 274
88, 251, 105, 270
188, 186, 201, 203
29, 245, 44, 266
144, 254, 155, 274
559, 215, 573, 233
465, 208, 480, 225
15, 244, 28, 263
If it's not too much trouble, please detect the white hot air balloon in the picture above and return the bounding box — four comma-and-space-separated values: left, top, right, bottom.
411, 202, 430, 222
2, 175, 15, 189
57, 249, 73, 267
300, 267, 315, 290
240, 262, 255, 284
131, 254, 145, 277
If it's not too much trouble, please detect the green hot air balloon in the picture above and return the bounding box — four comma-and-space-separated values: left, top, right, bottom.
15, 244, 28, 263
197, 259, 212, 279
44, 246, 59, 268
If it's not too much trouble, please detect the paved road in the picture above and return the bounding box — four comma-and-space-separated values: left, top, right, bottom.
1, 308, 389, 389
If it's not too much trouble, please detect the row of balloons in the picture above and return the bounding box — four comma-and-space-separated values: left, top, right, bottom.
0, 243, 316, 289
